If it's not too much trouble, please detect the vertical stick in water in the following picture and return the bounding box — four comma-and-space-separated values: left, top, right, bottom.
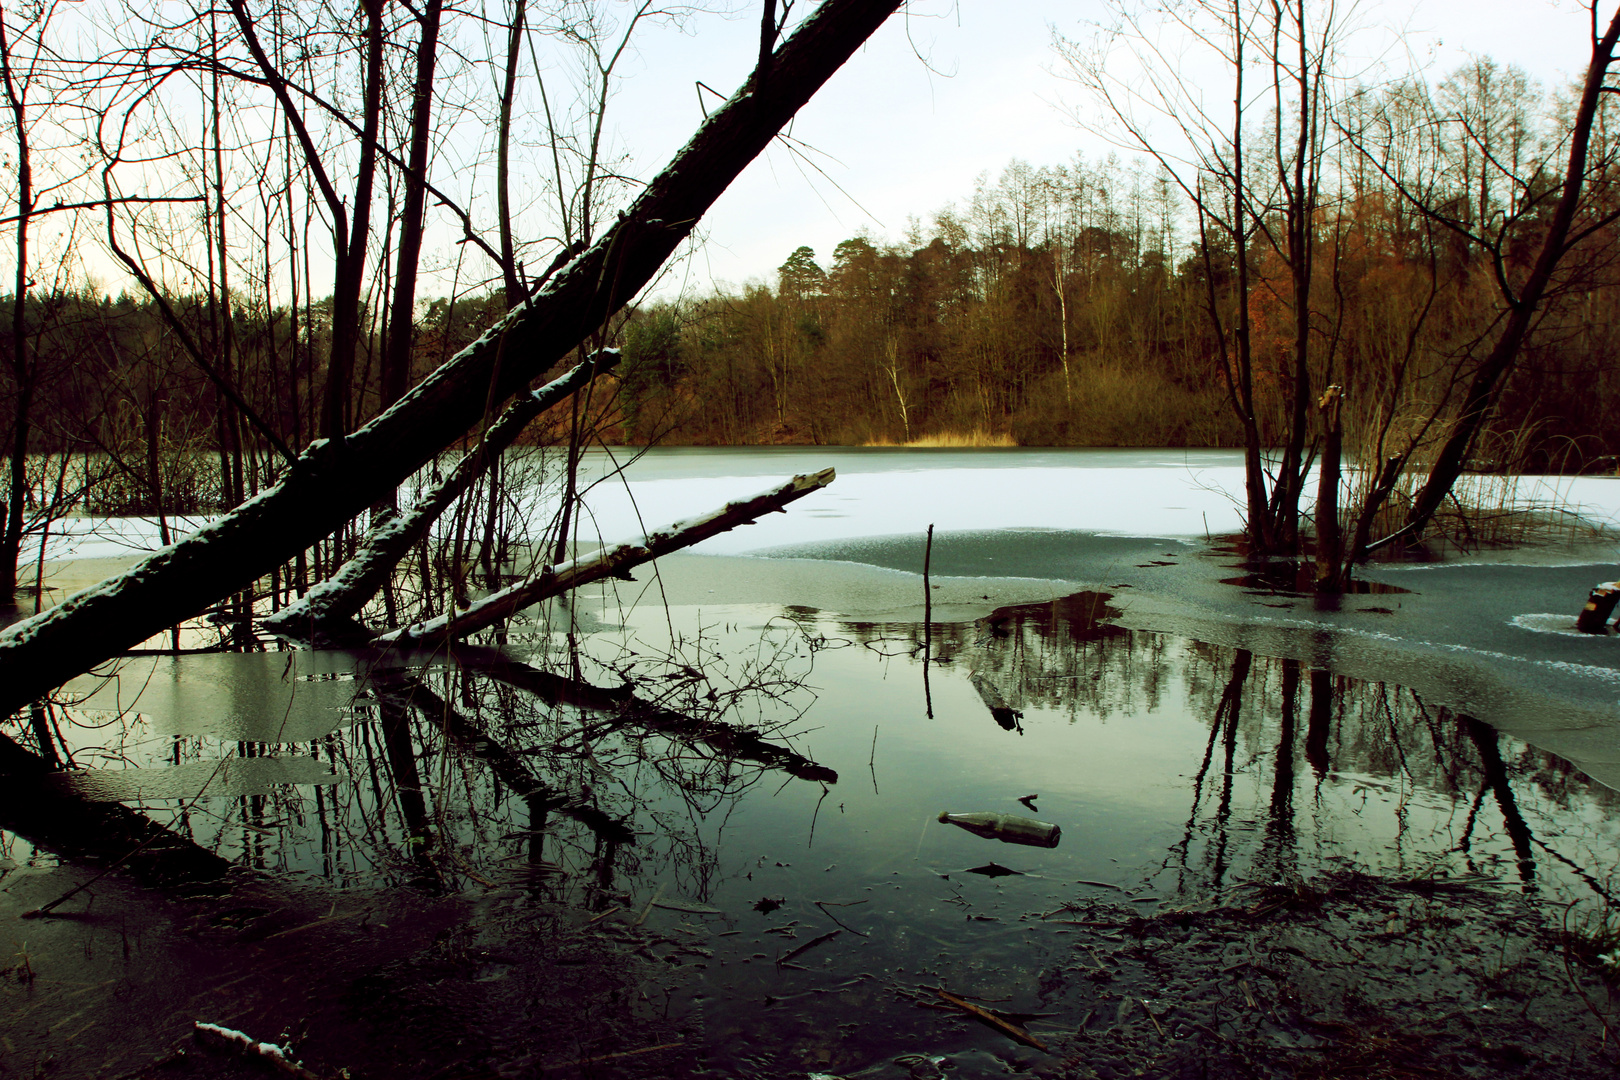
923, 523, 934, 719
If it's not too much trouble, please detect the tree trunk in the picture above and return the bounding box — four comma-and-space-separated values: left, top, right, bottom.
496, 0, 527, 307
0, 11, 33, 598
322, 0, 385, 439
0, 0, 903, 717
1313, 386, 1342, 590
262, 352, 617, 640
1402, 8, 1620, 542
381, 0, 446, 411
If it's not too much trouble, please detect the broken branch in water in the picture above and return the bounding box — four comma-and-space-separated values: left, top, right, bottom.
378, 468, 835, 646
935, 989, 1050, 1052
813, 899, 870, 936
776, 928, 841, 966
537, 1041, 685, 1072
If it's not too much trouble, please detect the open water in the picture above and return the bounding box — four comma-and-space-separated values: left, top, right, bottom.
7, 447, 1620, 1076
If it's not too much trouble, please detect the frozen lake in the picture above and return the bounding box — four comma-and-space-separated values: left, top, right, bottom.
33, 445, 1620, 559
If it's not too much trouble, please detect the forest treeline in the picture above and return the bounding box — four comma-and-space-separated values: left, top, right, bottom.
612, 75, 1620, 466
5, 52, 1620, 505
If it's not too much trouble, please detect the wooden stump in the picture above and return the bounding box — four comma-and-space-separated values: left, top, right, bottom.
1575, 580, 1620, 633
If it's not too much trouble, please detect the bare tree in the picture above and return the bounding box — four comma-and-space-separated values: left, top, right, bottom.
0, 0, 904, 717
1058, 0, 1340, 556
1391, 6, 1620, 544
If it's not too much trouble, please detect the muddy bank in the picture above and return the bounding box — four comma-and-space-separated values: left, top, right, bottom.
3, 863, 693, 1079
11, 864, 1612, 1079
1023, 872, 1618, 1080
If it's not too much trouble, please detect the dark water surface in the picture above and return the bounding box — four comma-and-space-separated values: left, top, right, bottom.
6, 575, 1618, 1076
7, 448, 1620, 1075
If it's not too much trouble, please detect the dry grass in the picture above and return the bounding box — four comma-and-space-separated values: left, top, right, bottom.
863, 429, 1017, 448
1340, 462, 1611, 556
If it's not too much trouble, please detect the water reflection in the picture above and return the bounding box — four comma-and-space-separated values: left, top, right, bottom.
5, 586, 1620, 1073
829, 590, 1620, 913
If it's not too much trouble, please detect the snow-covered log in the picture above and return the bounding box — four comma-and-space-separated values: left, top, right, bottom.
0, 0, 901, 717
262, 351, 618, 642
192, 1023, 322, 1080
378, 468, 835, 647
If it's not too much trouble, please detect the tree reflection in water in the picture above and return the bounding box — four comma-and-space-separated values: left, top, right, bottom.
835, 590, 1620, 914
8, 585, 1620, 1078
12, 613, 832, 908
10, 585, 1620, 924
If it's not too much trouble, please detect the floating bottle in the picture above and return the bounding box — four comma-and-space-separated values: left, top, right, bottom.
937, 811, 1061, 848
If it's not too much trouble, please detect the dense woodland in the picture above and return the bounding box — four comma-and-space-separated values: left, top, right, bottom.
615, 98, 1620, 467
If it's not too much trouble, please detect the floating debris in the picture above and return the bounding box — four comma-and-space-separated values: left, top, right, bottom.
938, 811, 1061, 848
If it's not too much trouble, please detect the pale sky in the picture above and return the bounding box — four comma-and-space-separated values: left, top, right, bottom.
597, 0, 1601, 297
11, 0, 1604, 305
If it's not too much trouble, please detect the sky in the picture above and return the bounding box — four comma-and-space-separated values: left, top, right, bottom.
9, 0, 1603, 305
594, 0, 1603, 297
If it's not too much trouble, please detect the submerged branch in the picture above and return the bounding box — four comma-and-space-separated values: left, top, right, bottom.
377, 468, 835, 647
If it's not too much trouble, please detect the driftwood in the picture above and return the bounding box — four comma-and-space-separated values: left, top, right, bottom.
0, 0, 903, 717
935, 989, 1049, 1052
377, 468, 835, 647
263, 352, 619, 641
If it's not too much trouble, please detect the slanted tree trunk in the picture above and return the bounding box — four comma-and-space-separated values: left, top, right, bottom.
0, 0, 903, 717
378, 468, 835, 647
1401, 7, 1620, 543
262, 352, 618, 641
0, 730, 232, 887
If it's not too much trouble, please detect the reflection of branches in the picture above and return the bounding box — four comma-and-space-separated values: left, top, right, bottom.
1460, 715, 1537, 888
1168, 649, 1251, 895
377, 672, 635, 845
462, 648, 835, 785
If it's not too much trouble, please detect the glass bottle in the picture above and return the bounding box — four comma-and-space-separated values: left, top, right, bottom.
937, 811, 1061, 848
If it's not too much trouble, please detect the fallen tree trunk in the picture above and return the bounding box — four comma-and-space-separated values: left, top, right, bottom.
0, 0, 901, 717
262, 351, 619, 643
376, 468, 835, 647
